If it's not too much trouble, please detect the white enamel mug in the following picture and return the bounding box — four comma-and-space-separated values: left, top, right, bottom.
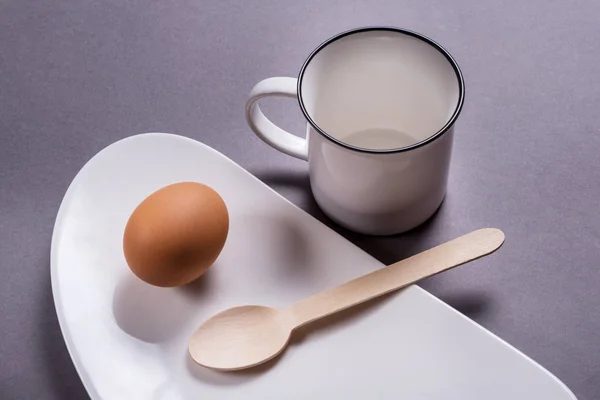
245, 27, 465, 235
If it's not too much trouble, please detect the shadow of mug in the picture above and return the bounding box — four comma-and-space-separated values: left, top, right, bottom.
252, 169, 447, 262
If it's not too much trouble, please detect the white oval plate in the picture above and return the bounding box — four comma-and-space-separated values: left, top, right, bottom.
51, 133, 577, 400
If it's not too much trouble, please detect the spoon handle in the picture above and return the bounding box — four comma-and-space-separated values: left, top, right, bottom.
287, 228, 505, 328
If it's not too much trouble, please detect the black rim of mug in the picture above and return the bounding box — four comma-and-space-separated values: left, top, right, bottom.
296, 26, 465, 154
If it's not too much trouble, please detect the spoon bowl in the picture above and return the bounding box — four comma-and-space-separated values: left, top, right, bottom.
189, 305, 293, 370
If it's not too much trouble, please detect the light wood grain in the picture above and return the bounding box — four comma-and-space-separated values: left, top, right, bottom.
287, 228, 505, 327
189, 228, 505, 371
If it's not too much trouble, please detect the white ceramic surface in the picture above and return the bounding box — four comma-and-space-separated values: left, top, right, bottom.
245, 27, 464, 235
51, 133, 577, 400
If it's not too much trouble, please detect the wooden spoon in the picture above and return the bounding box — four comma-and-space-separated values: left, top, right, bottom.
188, 228, 505, 371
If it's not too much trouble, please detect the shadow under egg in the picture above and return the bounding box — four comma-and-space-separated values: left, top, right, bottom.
112, 270, 214, 343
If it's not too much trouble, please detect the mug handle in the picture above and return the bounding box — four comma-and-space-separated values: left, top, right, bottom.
245, 77, 309, 161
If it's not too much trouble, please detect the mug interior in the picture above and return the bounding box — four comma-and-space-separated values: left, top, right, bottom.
299, 28, 463, 152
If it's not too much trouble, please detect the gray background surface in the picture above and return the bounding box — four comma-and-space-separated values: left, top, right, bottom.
1, 1, 599, 399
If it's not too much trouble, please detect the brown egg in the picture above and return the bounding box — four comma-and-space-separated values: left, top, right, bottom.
123, 182, 229, 287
